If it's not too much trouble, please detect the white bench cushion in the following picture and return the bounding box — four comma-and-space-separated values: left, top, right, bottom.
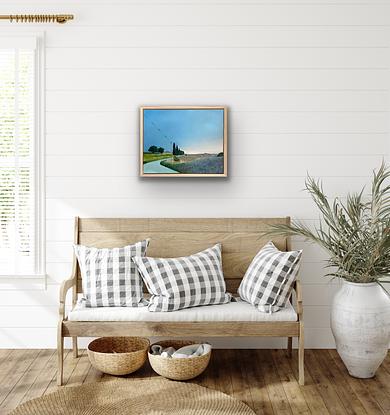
68, 298, 297, 322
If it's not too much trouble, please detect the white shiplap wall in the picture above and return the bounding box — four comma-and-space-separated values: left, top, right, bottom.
1, 0, 389, 348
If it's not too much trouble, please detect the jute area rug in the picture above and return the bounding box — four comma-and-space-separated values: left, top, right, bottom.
10, 378, 255, 415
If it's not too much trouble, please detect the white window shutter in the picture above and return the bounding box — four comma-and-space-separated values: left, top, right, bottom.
0, 35, 44, 277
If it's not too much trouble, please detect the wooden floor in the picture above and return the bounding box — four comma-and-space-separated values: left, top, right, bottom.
0, 349, 389, 414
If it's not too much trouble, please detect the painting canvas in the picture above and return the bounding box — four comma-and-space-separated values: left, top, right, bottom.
140, 106, 227, 177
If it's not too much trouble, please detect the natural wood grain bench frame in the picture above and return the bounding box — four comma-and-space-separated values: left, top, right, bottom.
57, 217, 304, 386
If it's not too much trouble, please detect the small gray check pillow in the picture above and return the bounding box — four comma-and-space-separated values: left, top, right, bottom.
133, 244, 232, 312
238, 241, 302, 313
74, 239, 149, 307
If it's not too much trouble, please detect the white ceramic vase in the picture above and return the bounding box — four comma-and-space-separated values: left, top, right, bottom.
331, 281, 390, 378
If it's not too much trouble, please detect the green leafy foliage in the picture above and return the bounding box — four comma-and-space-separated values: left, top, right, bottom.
148, 145, 158, 153
267, 163, 390, 284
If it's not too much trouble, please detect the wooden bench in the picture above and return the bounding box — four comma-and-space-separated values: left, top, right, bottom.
58, 217, 304, 385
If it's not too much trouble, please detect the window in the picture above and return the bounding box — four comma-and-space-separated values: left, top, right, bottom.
0, 35, 44, 278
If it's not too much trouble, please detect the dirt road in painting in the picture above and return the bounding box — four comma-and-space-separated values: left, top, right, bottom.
143, 159, 177, 174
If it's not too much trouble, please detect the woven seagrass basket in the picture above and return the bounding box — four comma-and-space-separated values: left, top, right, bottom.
148, 340, 211, 381
87, 337, 149, 376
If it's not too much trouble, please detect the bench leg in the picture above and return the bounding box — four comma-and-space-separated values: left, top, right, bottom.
298, 323, 305, 386
287, 337, 293, 357
57, 322, 64, 386
72, 336, 78, 358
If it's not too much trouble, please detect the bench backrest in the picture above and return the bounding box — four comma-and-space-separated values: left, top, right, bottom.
73, 217, 290, 294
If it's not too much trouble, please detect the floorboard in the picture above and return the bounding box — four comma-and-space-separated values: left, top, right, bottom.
0, 350, 40, 410
230, 349, 254, 409
318, 351, 366, 415
328, 349, 387, 415
240, 349, 274, 415
305, 349, 348, 415
271, 350, 311, 415
0, 350, 54, 413
289, 351, 330, 415
21, 350, 58, 404
259, 350, 292, 415
0, 349, 389, 415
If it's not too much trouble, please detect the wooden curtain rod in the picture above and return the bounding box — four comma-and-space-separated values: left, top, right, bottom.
0, 14, 74, 24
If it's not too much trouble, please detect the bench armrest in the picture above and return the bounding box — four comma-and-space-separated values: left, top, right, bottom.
295, 279, 303, 322
59, 275, 77, 320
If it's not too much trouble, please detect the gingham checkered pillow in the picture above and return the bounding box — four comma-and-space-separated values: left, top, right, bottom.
74, 239, 149, 307
133, 244, 232, 312
238, 241, 302, 313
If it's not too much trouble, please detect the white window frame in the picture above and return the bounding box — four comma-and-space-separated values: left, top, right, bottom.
0, 32, 45, 285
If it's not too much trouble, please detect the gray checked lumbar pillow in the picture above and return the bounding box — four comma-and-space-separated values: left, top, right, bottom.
74, 239, 149, 307
238, 241, 302, 313
132, 244, 232, 312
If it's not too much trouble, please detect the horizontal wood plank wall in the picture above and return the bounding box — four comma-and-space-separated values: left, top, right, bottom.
0, 0, 389, 348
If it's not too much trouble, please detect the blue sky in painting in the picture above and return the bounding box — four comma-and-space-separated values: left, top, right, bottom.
143, 109, 224, 154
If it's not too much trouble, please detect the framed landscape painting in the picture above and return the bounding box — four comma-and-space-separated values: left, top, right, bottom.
140, 106, 227, 177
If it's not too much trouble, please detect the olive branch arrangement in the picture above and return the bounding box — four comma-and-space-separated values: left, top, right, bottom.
267, 163, 390, 287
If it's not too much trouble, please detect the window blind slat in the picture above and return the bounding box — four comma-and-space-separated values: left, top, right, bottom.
0, 44, 36, 276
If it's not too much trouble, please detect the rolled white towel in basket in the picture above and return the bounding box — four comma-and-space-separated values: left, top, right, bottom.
150, 345, 176, 358
161, 347, 176, 358
172, 343, 211, 359
151, 343, 211, 359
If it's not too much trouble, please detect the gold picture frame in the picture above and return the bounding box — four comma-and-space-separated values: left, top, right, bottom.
140, 106, 228, 177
